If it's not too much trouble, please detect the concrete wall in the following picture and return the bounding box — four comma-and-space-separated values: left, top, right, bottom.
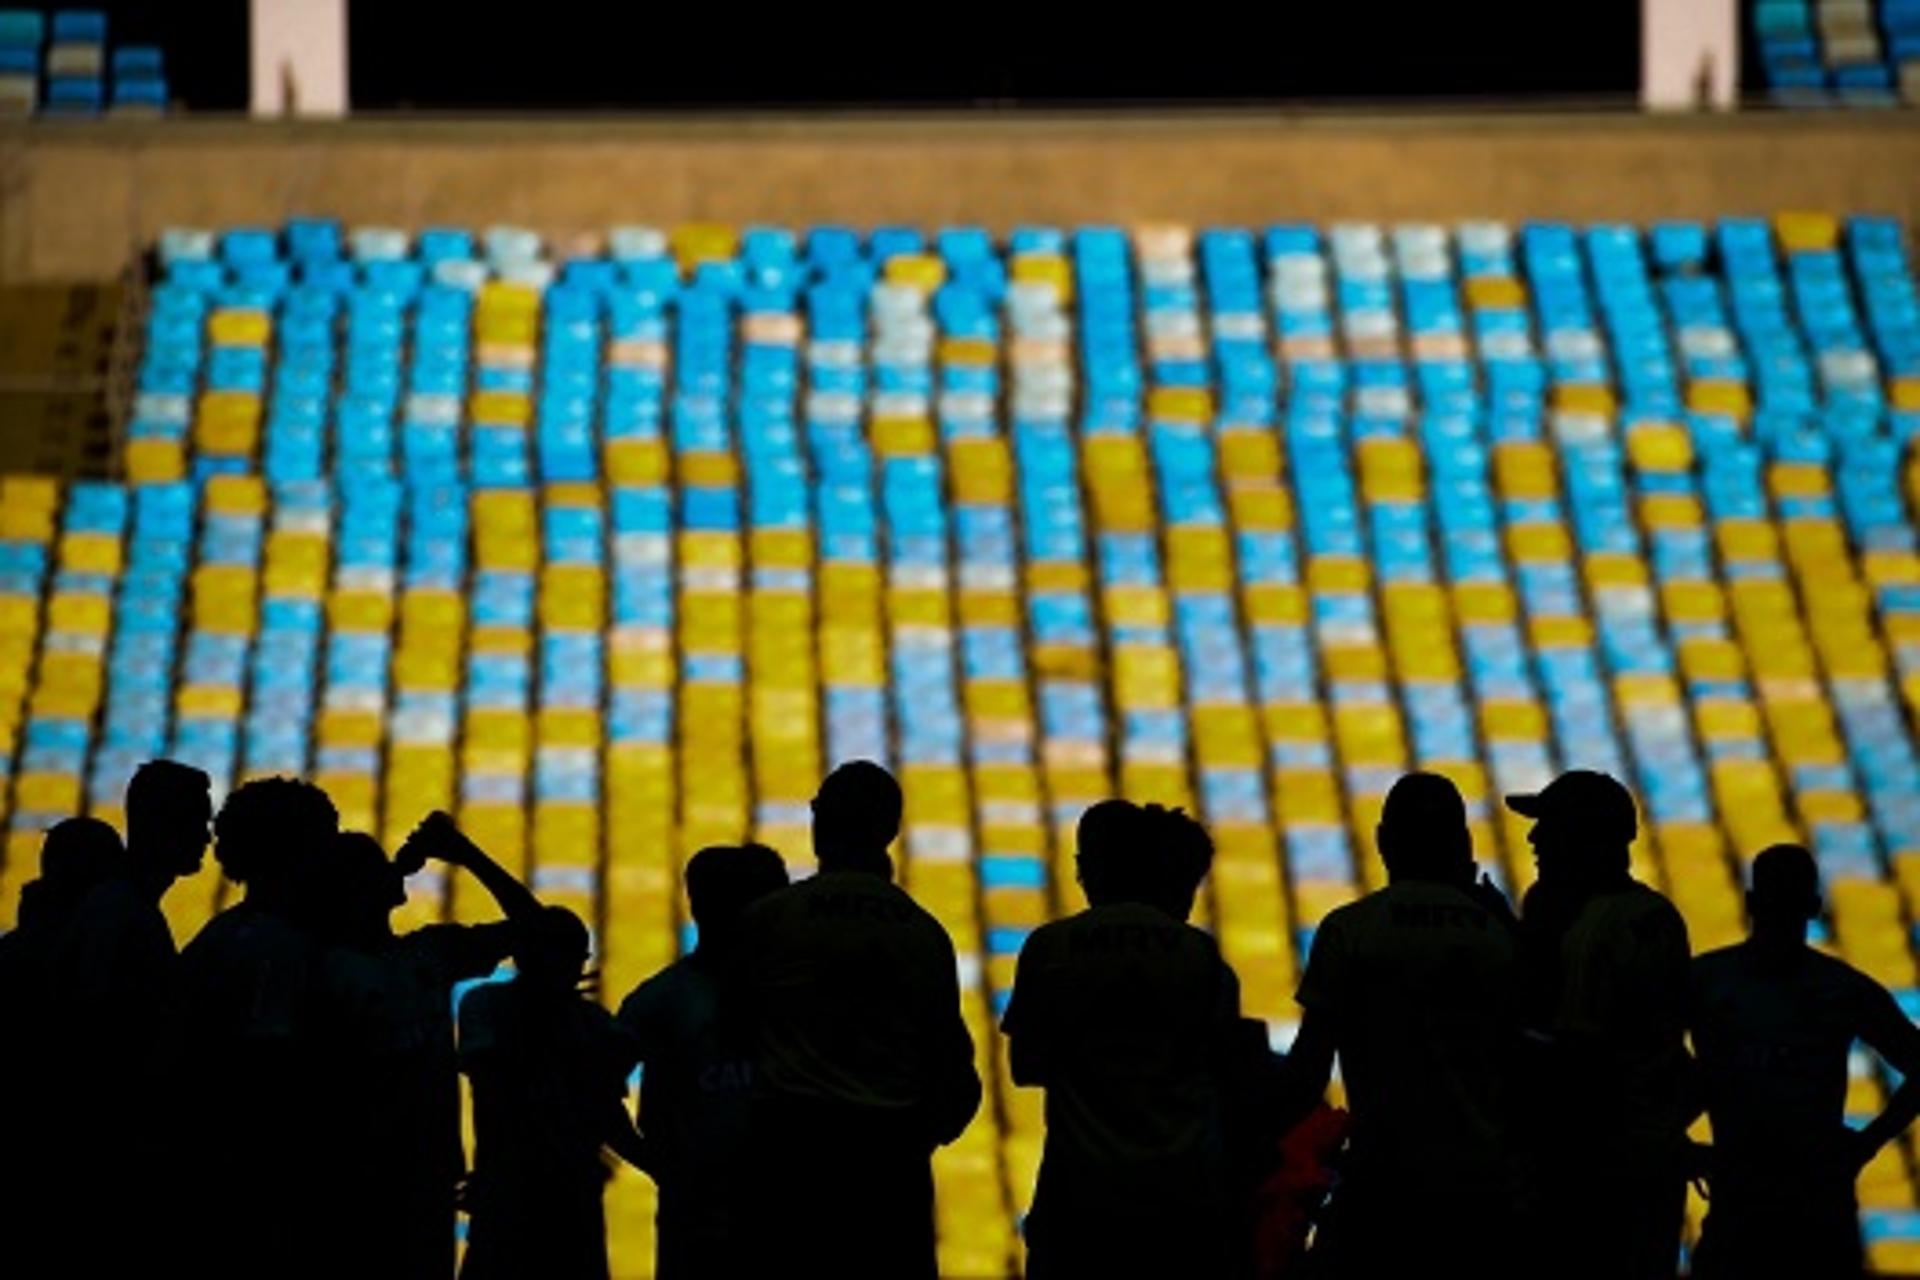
3, 110, 1919, 282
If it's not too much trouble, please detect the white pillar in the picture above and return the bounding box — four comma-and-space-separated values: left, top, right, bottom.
1643, 0, 1739, 110
250, 0, 348, 118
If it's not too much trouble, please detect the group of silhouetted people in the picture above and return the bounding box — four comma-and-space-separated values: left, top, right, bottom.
0, 756, 1915, 1279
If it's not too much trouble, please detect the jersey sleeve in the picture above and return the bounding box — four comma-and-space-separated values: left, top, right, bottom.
1001, 925, 1057, 1042
1294, 908, 1350, 1017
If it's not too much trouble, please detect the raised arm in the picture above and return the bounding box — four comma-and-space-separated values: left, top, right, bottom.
402, 811, 541, 923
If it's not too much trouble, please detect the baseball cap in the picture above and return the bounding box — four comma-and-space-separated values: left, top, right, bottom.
1504, 770, 1637, 845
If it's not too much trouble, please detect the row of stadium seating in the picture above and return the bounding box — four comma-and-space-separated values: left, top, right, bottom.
1753, 0, 1920, 104
6, 213, 1920, 1274
0, 8, 165, 115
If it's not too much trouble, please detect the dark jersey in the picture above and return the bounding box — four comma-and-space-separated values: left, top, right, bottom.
320, 923, 511, 1187
1693, 942, 1920, 1195
1297, 880, 1520, 1188
1004, 903, 1243, 1203
618, 955, 756, 1261
1551, 882, 1693, 1163
740, 870, 978, 1141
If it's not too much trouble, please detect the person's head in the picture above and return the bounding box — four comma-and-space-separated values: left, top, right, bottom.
319, 832, 404, 947
213, 777, 340, 908
1379, 772, 1474, 885
125, 759, 212, 880
686, 843, 788, 955
517, 905, 591, 993
1505, 770, 1636, 891
1141, 805, 1214, 920
19, 816, 124, 931
1076, 799, 1152, 907
811, 761, 902, 874
1747, 843, 1821, 943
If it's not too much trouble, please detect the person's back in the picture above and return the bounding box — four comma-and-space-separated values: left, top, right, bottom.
1689, 845, 1920, 1279
619, 843, 787, 1279
1004, 895, 1242, 1277
1507, 770, 1691, 1280
48, 766, 208, 1275
1552, 879, 1692, 1162
746, 866, 973, 1119
459, 908, 639, 1280
50, 766, 208, 1078
180, 893, 324, 1269
1304, 880, 1519, 1186
740, 762, 978, 1280
1287, 773, 1522, 1278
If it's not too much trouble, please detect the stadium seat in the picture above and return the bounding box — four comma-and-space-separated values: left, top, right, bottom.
5, 215, 1920, 1274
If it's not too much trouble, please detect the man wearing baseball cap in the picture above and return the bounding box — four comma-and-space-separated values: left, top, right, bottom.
1287, 771, 1524, 1277
1506, 770, 1691, 1280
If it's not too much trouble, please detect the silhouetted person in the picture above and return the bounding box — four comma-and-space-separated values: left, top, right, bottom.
51, 761, 209, 1060
1509, 770, 1691, 1280
1689, 844, 1920, 1279
311, 816, 540, 1279
458, 906, 645, 1280
739, 761, 981, 1279
1283, 771, 1522, 1278
1003, 799, 1244, 1279
0, 816, 125, 1031
0, 815, 127, 1277
46, 761, 211, 1275
177, 776, 340, 1280
618, 843, 789, 1279
1141, 804, 1291, 1277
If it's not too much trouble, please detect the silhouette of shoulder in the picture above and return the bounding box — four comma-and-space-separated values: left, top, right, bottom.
1572, 880, 1688, 942
1298, 880, 1514, 1010
747, 870, 947, 939
460, 978, 629, 1053
54, 874, 175, 1002
401, 921, 511, 984
1554, 882, 1690, 1022
618, 957, 718, 1049
1019, 902, 1225, 963
1693, 941, 1897, 1032
1314, 878, 1508, 937
1695, 939, 1866, 986
179, 904, 314, 1040
1005, 902, 1238, 1050
743, 870, 958, 985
